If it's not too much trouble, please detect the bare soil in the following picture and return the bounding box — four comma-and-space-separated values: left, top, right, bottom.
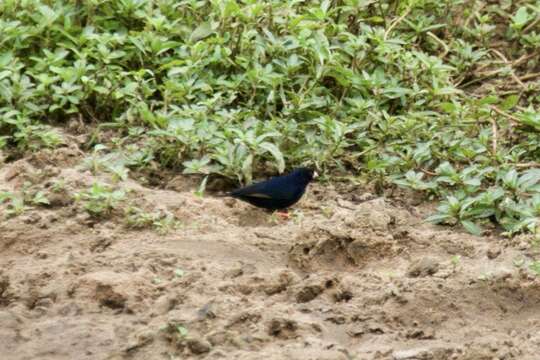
1, 145, 540, 360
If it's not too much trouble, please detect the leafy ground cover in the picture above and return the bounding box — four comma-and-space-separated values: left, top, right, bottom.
1, 0, 540, 235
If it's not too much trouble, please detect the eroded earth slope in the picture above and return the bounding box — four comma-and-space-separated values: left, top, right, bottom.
1, 146, 539, 360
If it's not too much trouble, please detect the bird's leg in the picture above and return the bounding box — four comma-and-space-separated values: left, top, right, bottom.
274, 210, 290, 220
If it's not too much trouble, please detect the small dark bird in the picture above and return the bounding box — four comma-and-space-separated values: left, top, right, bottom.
224, 167, 317, 211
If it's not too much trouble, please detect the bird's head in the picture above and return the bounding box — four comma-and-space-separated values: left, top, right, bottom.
291, 167, 318, 184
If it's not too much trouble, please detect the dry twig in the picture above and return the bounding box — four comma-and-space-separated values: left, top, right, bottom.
490, 49, 526, 90
427, 31, 449, 58
519, 72, 540, 81
515, 162, 540, 168
384, 6, 412, 40
490, 105, 520, 124
420, 168, 437, 176
490, 117, 498, 155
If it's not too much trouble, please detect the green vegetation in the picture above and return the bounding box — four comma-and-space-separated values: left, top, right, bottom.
125, 205, 180, 233
74, 182, 126, 216
0, 182, 50, 217
1, 0, 540, 235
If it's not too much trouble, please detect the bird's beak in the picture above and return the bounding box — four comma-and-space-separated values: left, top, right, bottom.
313, 171, 319, 178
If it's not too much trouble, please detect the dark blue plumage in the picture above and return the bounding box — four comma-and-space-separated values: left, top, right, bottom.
226, 167, 317, 210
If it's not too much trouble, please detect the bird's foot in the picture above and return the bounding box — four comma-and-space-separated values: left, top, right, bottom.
273, 211, 290, 220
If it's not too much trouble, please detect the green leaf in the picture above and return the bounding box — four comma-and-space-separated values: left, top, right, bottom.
463, 178, 481, 187
477, 96, 499, 105
0, 70, 10, 81
439, 102, 457, 113
461, 220, 483, 236
223, 0, 240, 18
518, 169, 540, 190
168, 67, 189, 77
321, 0, 331, 14
529, 261, 540, 275
174, 268, 185, 277
513, 7, 530, 28
503, 169, 519, 189
195, 176, 208, 197
38, 5, 57, 23
259, 142, 285, 173
32, 191, 49, 205
190, 22, 213, 42
499, 95, 519, 111
176, 325, 188, 337
516, 111, 540, 130
241, 153, 253, 184
426, 213, 451, 224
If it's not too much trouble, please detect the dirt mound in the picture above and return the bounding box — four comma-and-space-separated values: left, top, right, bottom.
288, 199, 403, 271
1, 145, 540, 359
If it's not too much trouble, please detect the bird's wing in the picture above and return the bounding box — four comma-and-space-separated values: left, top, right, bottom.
229, 173, 302, 200
240, 192, 273, 198
229, 181, 273, 198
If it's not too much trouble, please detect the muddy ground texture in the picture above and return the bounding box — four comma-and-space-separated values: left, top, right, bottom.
2, 143, 540, 360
